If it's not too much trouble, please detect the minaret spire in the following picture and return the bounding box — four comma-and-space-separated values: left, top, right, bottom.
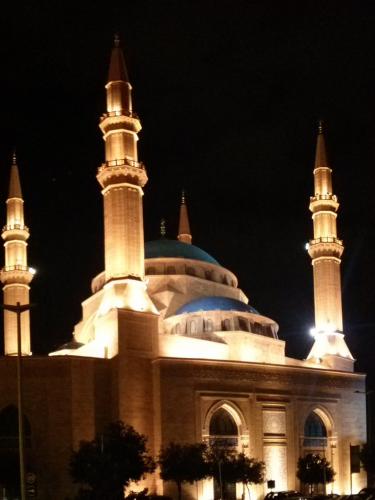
96, 39, 155, 314
9, 153, 23, 199
1, 155, 34, 355
307, 123, 353, 370
177, 190, 192, 244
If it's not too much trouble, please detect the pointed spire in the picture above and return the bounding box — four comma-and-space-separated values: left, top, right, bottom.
177, 190, 192, 244
314, 120, 329, 169
8, 153, 23, 199
160, 218, 166, 238
108, 34, 129, 83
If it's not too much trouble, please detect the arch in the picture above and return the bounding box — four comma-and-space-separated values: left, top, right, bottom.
204, 402, 248, 500
203, 400, 248, 437
209, 408, 238, 436
0, 405, 31, 449
189, 320, 197, 334
205, 319, 214, 332
186, 266, 196, 276
303, 405, 334, 434
302, 406, 333, 451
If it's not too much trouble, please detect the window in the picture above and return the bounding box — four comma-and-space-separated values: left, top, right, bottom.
222, 319, 232, 331
209, 408, 238, 500
186, 266, 196, 276
190, 321, 197, 334
303, 412, 327, 449
205, 270, 212, 280
0, 405, 31, 449
166, 266, 176, 274
238, 317, 250, 332
205, 319, 214, 332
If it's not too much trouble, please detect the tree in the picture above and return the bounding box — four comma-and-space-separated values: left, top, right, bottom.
158, 442, 210, 500
230, 453, 265, 490
207, 446, 265, 499
69, 421, 155, 500
296, 453, 335, 494
360, 444, 375, 486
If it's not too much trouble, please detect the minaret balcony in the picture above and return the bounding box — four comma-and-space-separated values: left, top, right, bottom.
1, 265, 35, 285
308, 237, 344, 260
1, 223, 29, 240
97, 157, 148, 188
99, 113, 141, 134
309, 195, 339, 212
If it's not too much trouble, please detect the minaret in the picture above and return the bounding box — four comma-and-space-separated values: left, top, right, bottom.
177, 190, 192, 244
307, 123, 353, 369
96, 36, 155, 314
1, 154, 34, 355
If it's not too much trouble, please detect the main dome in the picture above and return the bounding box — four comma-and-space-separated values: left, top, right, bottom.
145, 239, 219, 265
175, 296, 259, 315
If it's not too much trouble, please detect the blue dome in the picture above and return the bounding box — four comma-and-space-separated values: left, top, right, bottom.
175, 296, 259, 315
145, 239, 219, 265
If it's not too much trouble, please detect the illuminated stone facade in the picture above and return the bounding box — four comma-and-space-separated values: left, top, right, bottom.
0, 42, 367, 500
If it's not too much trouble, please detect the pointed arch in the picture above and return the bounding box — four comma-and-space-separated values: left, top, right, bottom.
203, 400, 248, 439
0, 404, 31, 449
302, 405, 334, 451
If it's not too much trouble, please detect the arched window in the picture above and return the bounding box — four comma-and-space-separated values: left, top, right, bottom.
205, 319, 213, 332
238, 317, 250, 332
222, 319, 232, 331
186, 266, 196, 276
209, 408, 238, 447
209, 408, 238, 500
0, 405, 31, 449
303, 412, 327, 449
205, 270, 212, 281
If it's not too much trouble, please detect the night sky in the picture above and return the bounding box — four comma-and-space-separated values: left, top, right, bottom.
1, 2, 374, 390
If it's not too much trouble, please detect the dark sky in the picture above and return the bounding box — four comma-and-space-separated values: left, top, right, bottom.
0, 2, 374, 389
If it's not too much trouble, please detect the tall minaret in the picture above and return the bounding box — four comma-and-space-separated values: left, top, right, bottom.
177, 190, 192, 244
1, 154, 34, 355
307, 123, 353, 369
96, 36, 155, 314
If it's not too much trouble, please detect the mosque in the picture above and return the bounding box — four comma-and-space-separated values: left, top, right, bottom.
0, 40, 367, 500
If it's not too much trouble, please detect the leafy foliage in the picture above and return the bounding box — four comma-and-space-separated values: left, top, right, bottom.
159, 442, 209, 500
208, 445, 265, 486
70, 421, 155, 500
296, 453, 335, 492
126, 487, 172, 499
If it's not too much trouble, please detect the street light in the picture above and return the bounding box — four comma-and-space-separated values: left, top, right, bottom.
2, 301, 31, 500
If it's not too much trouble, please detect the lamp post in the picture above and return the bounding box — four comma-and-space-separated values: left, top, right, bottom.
2, 301, 30, 500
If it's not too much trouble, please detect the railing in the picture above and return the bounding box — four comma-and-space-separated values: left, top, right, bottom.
309, 237, 343, 245
101, 110, 139, 119
303, 437, 328, 448
310, 194, 338, 201
101, 157, 145, 170
2, 223, 28, 232
3, 265, 30, 272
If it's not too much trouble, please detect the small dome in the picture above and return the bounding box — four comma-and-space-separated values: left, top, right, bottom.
145, 239, 219, 265
175, 296, 259, 315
